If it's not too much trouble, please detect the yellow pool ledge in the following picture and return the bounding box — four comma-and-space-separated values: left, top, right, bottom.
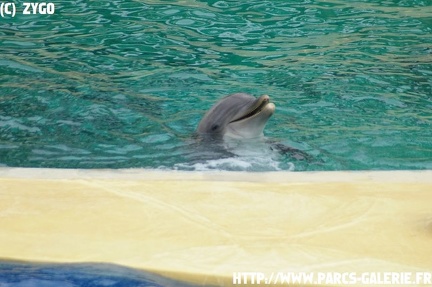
1, 168, 431, 286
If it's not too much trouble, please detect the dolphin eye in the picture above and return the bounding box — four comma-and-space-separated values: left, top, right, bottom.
211, 124, 219, 131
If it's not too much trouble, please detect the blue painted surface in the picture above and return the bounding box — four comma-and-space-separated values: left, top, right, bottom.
0, 261, 200, 287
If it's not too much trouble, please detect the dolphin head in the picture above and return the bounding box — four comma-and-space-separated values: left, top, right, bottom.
197, 93, 275, 139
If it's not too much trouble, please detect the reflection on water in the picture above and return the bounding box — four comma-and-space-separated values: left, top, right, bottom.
1, 0, 431, 171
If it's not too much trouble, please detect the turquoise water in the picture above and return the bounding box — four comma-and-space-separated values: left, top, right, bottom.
1, 0, 431, 171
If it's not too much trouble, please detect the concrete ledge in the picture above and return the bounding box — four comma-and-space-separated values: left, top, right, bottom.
1, 168, 431, 286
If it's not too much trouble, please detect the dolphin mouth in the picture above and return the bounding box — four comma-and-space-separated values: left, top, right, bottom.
230, 95, 272, 123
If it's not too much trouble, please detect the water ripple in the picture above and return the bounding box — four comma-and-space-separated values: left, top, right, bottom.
0, 0, 431, 170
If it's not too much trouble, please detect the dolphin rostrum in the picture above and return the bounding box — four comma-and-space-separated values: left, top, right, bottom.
197, 93, 275, 139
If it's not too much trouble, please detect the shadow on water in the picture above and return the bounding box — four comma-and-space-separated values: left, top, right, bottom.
0, 260, 202, 287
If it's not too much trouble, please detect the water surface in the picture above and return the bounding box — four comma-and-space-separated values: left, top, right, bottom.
1, 0, 431, 171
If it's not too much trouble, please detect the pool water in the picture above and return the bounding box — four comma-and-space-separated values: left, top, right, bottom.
1, 0, 431, 171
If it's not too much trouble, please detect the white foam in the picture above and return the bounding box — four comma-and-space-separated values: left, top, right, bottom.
173, 154, 290, 172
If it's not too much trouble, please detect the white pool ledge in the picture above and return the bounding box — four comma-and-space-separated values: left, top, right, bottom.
1, 168, 431, 286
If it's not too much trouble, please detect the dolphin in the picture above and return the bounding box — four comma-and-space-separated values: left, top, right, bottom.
197, 93, 276, 139
195, 93, 314, 162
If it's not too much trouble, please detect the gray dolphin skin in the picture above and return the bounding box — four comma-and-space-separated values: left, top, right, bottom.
197, 93, 276, 139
